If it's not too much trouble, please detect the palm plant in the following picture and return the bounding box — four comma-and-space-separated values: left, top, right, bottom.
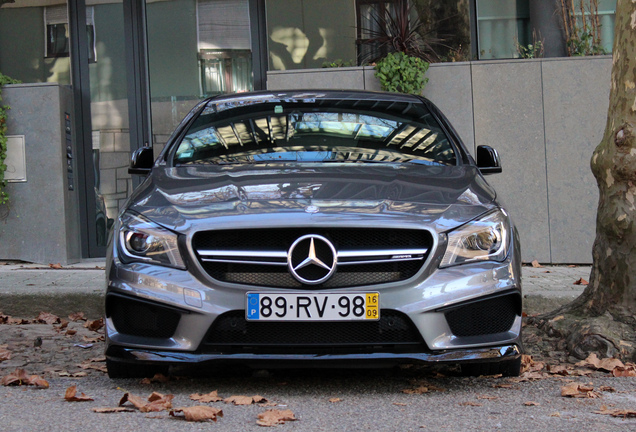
357, 1, 442, 65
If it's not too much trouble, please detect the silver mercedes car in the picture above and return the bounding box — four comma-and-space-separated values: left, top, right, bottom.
105, 90, 522, 378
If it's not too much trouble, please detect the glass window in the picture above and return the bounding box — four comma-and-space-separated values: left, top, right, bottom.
356, 0, 401, 64
476, 0, 530, 59
197, 0, 253, 95
174, 96, 456, 166
44, 5, 96, 63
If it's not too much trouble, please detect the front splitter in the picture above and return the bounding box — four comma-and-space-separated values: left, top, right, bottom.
107, 344, 521, 368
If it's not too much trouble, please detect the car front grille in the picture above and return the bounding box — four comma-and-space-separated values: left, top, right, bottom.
192, 228, 432, 288
106, 294, 182, 339
444, 293, 521, 337
200, 309, 427, 354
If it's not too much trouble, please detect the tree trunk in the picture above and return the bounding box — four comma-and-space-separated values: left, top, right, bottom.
538, 0, 636, 361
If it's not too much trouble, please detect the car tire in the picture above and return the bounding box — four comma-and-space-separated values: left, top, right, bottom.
461, 357, 521, 377
106, 359, 169, 379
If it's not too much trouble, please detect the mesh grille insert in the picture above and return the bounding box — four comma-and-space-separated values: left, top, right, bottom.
444, 293, 520, 337
201, 309, 426, 354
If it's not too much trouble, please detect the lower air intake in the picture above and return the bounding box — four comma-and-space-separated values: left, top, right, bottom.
444, 293, 520, 337
106, 294, 181, 339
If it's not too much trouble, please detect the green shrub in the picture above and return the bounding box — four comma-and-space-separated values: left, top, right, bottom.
1, 72, 21, 206
374, 52, 429, 95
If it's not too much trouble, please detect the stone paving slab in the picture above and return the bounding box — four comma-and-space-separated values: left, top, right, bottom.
0, 260, 592, 317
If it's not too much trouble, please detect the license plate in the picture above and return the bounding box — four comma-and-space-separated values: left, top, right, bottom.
246, 292, 379, 321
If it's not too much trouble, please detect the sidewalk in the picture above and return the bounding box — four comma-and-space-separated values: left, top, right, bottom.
0, 261, 592, 318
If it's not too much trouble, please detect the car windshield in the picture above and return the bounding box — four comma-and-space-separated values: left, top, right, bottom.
173, 95, 456, 166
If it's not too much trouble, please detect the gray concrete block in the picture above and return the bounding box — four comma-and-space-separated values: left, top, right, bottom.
117, 179, 128, 193
423, 62, 475, 153
99, 168, 117, 194
99, 151, 130, 170
113, 131, 131, 152
362, 66, 382, 91
267, 67, 366, 90
471, 60, 551, 263
116, 167, 132, 180
97, 131, 115, 152
542, 56, 611, 263
0, 83, 80, 264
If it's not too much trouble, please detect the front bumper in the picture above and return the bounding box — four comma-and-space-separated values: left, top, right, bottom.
105, 227, 523, 367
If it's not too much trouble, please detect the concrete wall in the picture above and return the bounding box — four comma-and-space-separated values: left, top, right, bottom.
267, 56, 612, 264
0, 83, 81, 264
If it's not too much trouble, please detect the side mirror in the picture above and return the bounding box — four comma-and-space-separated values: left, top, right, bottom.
476, 145, 502, 175
129, 147, 154, 175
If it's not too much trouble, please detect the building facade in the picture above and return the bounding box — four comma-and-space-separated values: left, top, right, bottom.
0, 0, 617, 260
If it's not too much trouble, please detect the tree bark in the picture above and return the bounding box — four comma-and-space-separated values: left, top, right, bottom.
538, 0, 636, 361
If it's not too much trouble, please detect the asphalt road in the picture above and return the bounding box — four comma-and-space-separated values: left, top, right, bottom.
1, 368, 636, 432
2, 320, 636, 432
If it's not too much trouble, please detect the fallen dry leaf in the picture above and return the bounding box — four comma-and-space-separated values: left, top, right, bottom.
402, 386, 432, 394
119, 392, 174, 412
576, 353, 627, 373
329, 398, 342, 403
594, 405, 636, 418
146, 392, 174, 411
49, 263, 63, 269
59, 371, 88, 378
256, 409, 296, 427
85, 318, 104, 332
612, 364, 636, 377
524, 401, 540, 406
1, 369, 48, 388
65, 329, 77, 336
599, 386, 616, 392
68, 312, 87, 322
550, 412, 561, 417
459, 401, 482, 407
547, 364, 570, 376
0, 348, 11, 362
531, 260, 543, 268
402, 380, 445, 394
573, 278, 589, 285
170, 406, 223, 422
560, 382, 600, 398
477, 395, 498, 400
35, 312, 60, 324
64, 385, 94, 402
224, 395, 268, 405
140, 373, 170, 384
511, 371, 548, 382
92, 407, 135, 413
393, 402, 407, 406
29, 375, 50, 389
190, 391, 223, 403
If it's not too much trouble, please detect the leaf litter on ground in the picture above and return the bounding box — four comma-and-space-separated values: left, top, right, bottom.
256, 409, 296, 427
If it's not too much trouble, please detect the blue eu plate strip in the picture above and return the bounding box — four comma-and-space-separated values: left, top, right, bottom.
246, 293, 259, 320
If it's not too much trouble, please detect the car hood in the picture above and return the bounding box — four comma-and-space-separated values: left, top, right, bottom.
128, 164, 498, 234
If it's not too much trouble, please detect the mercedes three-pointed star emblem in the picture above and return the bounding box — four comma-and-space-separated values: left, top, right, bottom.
287, 234, 337, 285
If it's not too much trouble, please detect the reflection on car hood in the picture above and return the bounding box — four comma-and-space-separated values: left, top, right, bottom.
128, 164, 498, 233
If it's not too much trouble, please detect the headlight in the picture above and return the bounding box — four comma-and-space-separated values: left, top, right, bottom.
117, 212, 185, 269
440, 209, 510, 267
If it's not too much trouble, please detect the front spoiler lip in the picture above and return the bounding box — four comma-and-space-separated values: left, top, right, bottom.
107, 344, 521, 367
